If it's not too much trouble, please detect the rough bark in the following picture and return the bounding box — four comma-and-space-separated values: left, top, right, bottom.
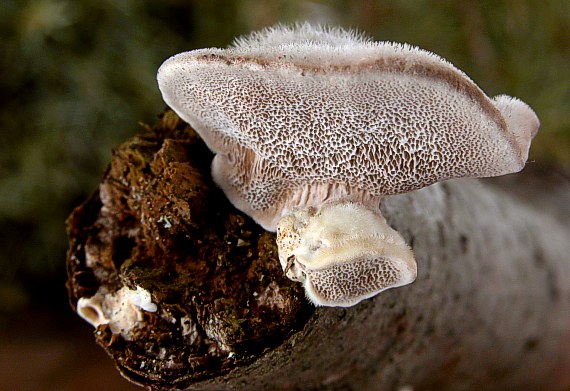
198, 180, 570, 391
67, 111, 570, 391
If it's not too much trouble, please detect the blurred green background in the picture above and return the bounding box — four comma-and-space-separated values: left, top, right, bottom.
0, 0, 568, 389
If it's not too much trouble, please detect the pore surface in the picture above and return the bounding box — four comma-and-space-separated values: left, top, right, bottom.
161, 64, 520, 226
157, 25, 537, 230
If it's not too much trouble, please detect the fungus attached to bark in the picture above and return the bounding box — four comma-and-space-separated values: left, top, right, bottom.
77, 286, 158, 340
157, 24, 539, 307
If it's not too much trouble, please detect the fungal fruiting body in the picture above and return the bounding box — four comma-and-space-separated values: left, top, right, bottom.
157, 24, 539, 307
276, 202, 416, 306
77, 286, 158, 339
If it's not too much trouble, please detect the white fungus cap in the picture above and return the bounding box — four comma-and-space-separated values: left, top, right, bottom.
277, 201, 417, 307
157, 24, 539, 231
157, 24, 539, 307
77, 286, 158, 339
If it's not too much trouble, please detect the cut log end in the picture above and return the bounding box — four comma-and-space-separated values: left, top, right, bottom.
66, 110, 313, 389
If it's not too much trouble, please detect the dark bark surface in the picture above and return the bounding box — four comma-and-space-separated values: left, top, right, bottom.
67, 111, 570, 390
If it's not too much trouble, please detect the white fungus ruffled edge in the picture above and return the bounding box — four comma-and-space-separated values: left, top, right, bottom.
77, 286, 157, 340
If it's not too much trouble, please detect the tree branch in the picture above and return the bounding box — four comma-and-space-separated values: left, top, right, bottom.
67, 112, 570, 390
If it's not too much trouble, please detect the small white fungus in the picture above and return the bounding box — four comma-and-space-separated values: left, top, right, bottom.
77, 285, 157, 340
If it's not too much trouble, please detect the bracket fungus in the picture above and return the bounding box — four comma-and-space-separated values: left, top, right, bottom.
77, 286, 158, 340
157, 24, 539, 307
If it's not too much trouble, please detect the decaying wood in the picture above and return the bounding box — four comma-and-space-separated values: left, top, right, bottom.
67, 111, 570, 391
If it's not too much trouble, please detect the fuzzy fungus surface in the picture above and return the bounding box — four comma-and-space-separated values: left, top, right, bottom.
157, 24, 539, 307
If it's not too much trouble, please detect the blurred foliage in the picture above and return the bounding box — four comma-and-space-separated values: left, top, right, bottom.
0, 0, 568, 316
